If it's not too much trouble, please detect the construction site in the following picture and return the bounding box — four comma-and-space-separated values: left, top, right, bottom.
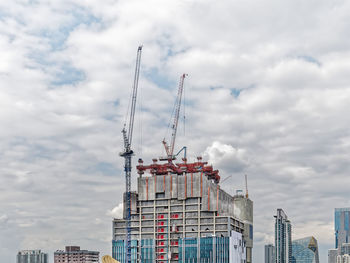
112, 46, 253, 263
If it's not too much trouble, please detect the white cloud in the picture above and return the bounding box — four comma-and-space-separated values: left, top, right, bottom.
204, 141, 249, 173
106, 203, 123, 219
0, 214, 9, 224
1, 0, 350, 262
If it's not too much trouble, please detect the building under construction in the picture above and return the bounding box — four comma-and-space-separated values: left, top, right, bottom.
112, 157, 253, 263
114, 47, 253, 263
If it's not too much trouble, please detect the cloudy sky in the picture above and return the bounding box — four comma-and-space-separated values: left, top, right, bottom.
1, 0, 350, 262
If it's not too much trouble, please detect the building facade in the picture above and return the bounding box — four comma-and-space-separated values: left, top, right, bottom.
337, 254, 350, 263
291, 236, 319, 263
112, 157, 253, 263
265, 244, 275, 263
335, 208, 350, 248
17, 250, 48, 263
233, 192, 253, 263
54, 246, 99, 263
275, 209, 292, 263
328, 249, 338, 263
341, 244, 350, 256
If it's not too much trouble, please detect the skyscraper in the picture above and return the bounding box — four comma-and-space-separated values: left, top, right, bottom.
265, 244, 275, 263
17, 250, 48, 263
275, 209, 292, 263
292, 236, 319, 263
335, 208, 350, 248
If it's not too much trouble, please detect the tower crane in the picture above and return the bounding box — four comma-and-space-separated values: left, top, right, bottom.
120, 45, 142, 263
162, 73, 187, 161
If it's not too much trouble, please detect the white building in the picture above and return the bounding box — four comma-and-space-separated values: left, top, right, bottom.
17, 250, 48, 263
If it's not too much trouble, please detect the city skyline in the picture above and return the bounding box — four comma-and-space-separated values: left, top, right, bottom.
2, 0, 350, 263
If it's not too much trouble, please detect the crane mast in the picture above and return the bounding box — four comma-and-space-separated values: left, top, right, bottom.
120, 45, 142, 263
163, 73, 187, 161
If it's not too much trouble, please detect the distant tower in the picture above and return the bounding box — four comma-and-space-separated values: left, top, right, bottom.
335, 208, 350, 248
275, 209, 292, 263
328, 249, 339, 263
17, 250, 48, 263
265, 244, 275, 263
234, 189, 253, 263
292, 236, 319, 263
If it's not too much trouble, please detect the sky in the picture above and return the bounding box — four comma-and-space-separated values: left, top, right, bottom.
1, 0, 350, 262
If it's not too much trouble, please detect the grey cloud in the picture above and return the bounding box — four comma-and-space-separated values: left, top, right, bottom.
1, 0, 350, 262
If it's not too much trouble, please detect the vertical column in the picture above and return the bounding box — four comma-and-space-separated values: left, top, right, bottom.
214, 210, 216, 236
213, 236, 216, 263
138, 201, 143, 252
183, 199, 185, 237
153, 200, 156, 240
198, 197, 201, 238
168, 198, 171, 263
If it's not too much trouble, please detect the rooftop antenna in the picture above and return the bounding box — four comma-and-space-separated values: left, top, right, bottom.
245, 174, 248, 198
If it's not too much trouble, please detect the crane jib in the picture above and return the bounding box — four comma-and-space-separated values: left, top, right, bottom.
163, 73, 187, 161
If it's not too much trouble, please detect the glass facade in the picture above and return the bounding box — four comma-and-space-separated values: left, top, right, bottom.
112, 240, 139, 263
275, 209, 292, 263
291, 237, 319, 263
178, 237, 230, 263
335, 208, 350, 248
113, 234, 245, 263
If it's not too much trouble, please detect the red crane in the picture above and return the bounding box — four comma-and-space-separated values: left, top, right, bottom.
137, 73, 220, 184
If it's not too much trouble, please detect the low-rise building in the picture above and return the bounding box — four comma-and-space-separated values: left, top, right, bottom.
54, 246, 99, 263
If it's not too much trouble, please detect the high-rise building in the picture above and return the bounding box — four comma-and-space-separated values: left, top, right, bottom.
112, 157, 252, 263
54, 246, 99, 263
335, 208, 350, 248
17, 250, 48, 263
291, 236, 319, 263
328, 249, 339, 263
265, 244, 275, 263
275, 209, 292, 263
234, 191, 253, 263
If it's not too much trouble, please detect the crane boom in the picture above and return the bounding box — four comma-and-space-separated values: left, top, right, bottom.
120, 45, 142, 263
162, 73, 187, 160
127, 46, 142, 147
